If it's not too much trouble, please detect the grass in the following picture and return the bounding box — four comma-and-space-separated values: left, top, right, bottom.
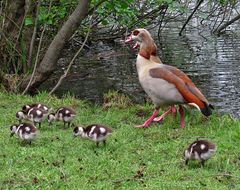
0, 92, 240, 189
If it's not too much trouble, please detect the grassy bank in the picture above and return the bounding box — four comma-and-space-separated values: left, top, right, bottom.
0, 92, 239, 189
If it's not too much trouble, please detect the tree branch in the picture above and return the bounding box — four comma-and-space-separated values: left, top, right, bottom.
213, 13, 240, 35
20, 0, 91, 93
27, 0, 40, 68
22, 0, 52, 95
179, 0, 204, 36
49, 19, 91, 95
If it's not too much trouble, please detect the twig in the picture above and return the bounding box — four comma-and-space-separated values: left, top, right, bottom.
7, 9, 28, 74
49, 16, 92, 95
157, 5, 168, 43
27, 0, 41, 68
0, 30, 22, 56
0, 12, 21, 30
179, 0, 204, 36
72, 38, 91, 49
0, 0, 5, 28
22, 0, 52, 95
212, 2, 229, 35
213, 13, 240, 35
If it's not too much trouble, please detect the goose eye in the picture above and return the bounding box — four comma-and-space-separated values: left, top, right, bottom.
132, 30, 140, 36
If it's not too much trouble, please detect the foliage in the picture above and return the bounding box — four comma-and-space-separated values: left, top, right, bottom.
92, 0, 137, 26
0, 92, 240, 189
38, 0, 78, 29
89, 0, 171, 30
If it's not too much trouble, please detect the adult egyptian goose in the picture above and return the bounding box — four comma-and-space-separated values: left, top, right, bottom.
125, 28, 213, 128
133, 39, 177, 121
184, 139, 217, 166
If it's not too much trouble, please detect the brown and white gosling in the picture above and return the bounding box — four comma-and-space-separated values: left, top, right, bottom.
27, 107, 49, 127
48, 107, 76, 128
22, 103, 51, 113
73, 124, 113, 146
16, 103, 51, 123
10, 123, 38, 144
16, 111, 26, 123
184, 139, 217, 166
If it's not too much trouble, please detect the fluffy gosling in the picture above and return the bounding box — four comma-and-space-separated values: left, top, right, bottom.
10, 123, 38, 144
48, 107, 76, 128
184, 139, 217, 166
73, 124, 113, 146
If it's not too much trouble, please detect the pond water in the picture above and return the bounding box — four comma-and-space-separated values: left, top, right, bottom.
43, 20, 240, 118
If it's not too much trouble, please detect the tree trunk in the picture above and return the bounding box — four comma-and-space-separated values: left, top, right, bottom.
0, 0, 25, 73
0, 0, 36, 74
20, 0, 91, 94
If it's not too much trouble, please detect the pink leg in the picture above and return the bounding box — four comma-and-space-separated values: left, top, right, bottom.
171, 106, 177, 118
179, 105, 185, 128
153, 106, 175, 122
135, 109, 159, 128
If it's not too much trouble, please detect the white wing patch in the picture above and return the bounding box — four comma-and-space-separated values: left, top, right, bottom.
99, 127, 106, 133
190, 143, 197, 154
25, 127, 30, 131
36, 110, 42, 116
200, 144, 206, 150
89, 126, 96, 137
65, 110, 70, 114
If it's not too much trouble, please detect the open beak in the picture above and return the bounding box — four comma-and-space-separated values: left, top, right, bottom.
125, 34, 140, 49
133, 42, 140, 49
125, 35, 133, 43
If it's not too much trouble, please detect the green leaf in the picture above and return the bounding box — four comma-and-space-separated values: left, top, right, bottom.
101, 19, 109, 26
24, 17, 33, 26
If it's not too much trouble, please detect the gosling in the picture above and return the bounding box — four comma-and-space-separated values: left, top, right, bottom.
10, 123, 38, 144
184, 139, 217, 166
73, 124, 113, 146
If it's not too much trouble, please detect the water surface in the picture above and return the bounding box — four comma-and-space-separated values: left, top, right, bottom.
43, 20, 240, 118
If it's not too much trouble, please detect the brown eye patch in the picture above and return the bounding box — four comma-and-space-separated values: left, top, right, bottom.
132, 30, 140, 36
